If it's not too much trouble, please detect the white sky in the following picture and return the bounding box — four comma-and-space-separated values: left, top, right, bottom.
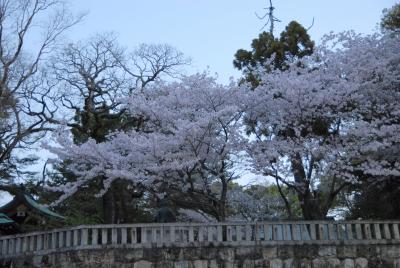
67, 0, 397, 83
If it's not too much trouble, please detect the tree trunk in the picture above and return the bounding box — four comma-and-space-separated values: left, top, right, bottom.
218, 177, 228, 222
275, 178, 293, 219
290, 153, 328, 220
300, 192, 327, 220
102, 181, 134, 224
102, 186, 116, 224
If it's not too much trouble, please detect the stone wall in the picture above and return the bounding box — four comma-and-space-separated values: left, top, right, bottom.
1, 242, 400, 268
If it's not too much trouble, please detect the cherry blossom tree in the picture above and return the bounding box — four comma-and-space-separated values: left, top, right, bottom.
48, 74, 244, 221
46, 34, 190, 223
48, 30, 400, 222
246, 31, 400, 219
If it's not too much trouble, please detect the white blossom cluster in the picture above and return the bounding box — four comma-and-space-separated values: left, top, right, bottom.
48, 32, 400, 216
247, 32, 400, 190
48, 74, 245, 202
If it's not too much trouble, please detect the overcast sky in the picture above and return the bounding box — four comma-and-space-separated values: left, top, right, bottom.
68, 0, 397, 83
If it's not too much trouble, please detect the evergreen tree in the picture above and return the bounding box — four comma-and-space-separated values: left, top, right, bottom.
233, 21, 314, 88
381, 3, 400, 32
346, 177, 400, 220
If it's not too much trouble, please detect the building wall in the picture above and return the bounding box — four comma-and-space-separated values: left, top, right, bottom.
1, 243, 400, 268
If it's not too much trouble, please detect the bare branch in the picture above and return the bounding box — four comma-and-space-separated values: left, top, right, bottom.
256, 0, 281, 35
307, 17, 315, 31
0, 0, 82, 180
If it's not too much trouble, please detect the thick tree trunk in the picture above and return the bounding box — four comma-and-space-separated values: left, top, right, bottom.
102, 187, 116, 224
300, 192, 327, 220
290, 153, 328, 220
102, 181, 134, 224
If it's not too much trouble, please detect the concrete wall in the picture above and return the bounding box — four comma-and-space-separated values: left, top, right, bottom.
1, 242, 400, 268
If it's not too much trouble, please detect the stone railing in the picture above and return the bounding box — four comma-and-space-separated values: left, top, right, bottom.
1, 220, 400, 258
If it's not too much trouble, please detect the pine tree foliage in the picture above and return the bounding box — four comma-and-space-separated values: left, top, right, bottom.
233, 21, 314, 88
381, 3, 400, 32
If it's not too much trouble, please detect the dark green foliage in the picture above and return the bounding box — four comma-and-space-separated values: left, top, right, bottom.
29, 167, 153, 226
71, 104, 123, 144
381, 3, 400, 32
347, 178, 400, 220
66, 110, 151, 223
244, 184, 302, 220
50, 146, 152, 224
0, 90, 17, 179
346, 145, 400, 220
42, 94, 150, 224
24, 170, 99, 226
45, 166, 104, 225
280, 21, 314, 58
155, 199, 176, 223
233, 21, 314, 88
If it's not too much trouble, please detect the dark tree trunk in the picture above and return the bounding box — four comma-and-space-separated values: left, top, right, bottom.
218, 177, 228, 222
290, 153, 328, 220
275, 177, 293, 219
301, 192, 327, 220
102, 181, 135, 224
102, 186, 116, 224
